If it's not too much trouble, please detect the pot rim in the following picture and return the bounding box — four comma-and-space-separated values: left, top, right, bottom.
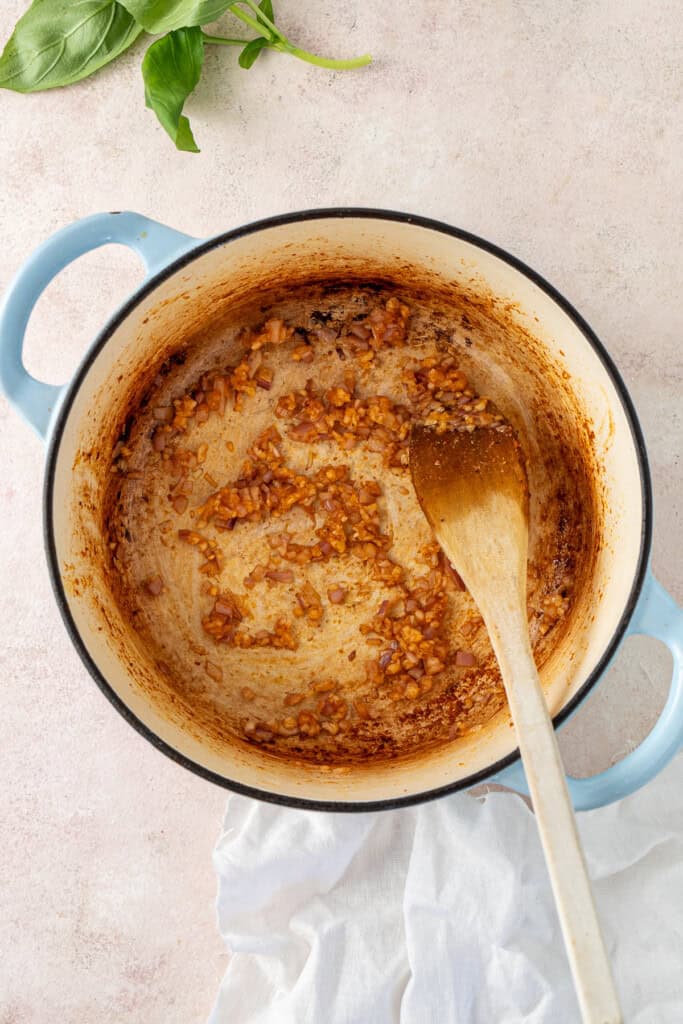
43, 207, 653, 811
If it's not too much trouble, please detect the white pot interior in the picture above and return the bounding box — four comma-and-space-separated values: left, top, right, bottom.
48, 215, 646, 804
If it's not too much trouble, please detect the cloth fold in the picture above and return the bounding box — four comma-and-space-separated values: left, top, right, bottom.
210, 754, 683, 1023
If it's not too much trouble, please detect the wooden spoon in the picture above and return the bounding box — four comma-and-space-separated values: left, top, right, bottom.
409, 423, 621, 1024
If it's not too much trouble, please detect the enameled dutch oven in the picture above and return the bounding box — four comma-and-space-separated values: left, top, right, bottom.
1, 209, 681, 812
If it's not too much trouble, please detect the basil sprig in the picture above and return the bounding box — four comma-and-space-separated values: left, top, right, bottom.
0, 1, 370, 151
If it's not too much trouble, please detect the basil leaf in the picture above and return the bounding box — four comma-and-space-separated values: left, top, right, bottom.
119, 1, 232, 34
238, 36, 267, 69
0, 0, 142, 93
142, 26, 204, 152
259, 0, 274, 21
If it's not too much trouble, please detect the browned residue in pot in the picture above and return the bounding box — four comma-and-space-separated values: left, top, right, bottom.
85, 271, 599, 770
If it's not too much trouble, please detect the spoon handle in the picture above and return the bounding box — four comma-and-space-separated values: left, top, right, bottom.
490, 616, 622, 1024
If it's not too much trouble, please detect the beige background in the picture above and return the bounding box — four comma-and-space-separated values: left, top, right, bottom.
1, 1, 681, 1020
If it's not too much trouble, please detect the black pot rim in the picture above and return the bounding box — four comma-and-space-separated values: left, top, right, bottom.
43, 206, 653, 813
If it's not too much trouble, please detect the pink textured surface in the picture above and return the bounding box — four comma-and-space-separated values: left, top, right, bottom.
1, 0, 681, 1020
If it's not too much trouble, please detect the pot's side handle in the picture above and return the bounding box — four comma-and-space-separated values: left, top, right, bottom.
495, 573, 683, 811
0, 212, 199, 440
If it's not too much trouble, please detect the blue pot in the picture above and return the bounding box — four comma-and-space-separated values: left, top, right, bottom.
1, 210, 681, 811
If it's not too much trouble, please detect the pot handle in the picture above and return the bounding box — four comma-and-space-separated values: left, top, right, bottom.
0, 212, 198, 439
494, 572, 683, 811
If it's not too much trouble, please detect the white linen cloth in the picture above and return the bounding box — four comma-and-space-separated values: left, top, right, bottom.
210, 753, 683, 1023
